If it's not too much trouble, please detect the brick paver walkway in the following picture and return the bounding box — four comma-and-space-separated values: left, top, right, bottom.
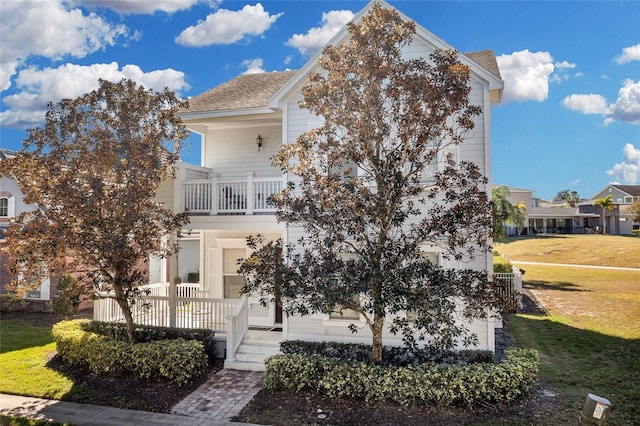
171, 369, 265, 422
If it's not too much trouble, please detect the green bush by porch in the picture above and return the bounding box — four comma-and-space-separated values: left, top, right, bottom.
264, 347, 538, 407
52, 320, 209, 386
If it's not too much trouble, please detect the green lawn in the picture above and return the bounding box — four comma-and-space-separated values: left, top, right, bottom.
0, 320, 75, 400
507, 263, 640, 425
495, 234, 640, 268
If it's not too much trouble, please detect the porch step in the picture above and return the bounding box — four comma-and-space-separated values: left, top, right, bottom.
224, 332, 282, 372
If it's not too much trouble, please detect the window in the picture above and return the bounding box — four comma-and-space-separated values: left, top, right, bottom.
0, 198, 8, 217
329, 293, 360, 320
624, 196, 633, 204
223, 248, 245, 299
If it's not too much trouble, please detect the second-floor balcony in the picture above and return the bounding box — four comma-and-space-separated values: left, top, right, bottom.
182, 173, 283, 215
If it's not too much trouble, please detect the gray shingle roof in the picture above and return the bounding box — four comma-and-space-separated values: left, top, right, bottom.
465, 50, 502, 81
185, 70, 298, 114
612, 185, 640, 197
185, 50, 501, 115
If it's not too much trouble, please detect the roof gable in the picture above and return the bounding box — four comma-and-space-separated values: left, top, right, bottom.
612, 184, 640, 197
269, 0, 503, 108
591, 184, 640, 201
184, 70, 297, 115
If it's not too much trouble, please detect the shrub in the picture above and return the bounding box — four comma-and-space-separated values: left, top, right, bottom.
493, 254, 513, 273
265, 347, 539, 407
280, 340, 494, 367
51, 275, 82, 319
81, 320, 217, 362
52, 320, 208, 385
0, 293, 28, 313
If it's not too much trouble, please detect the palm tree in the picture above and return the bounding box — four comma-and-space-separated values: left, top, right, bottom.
593, 195, 614, 234
493, 185, 527, 241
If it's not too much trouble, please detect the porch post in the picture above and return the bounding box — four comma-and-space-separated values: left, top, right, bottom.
246, 172, 254, 215
168, 233, 178, 328
210, 174, 218, 216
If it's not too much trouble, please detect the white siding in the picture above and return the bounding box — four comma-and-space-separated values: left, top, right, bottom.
204, 125, 282, 178
278, 31, 494, 349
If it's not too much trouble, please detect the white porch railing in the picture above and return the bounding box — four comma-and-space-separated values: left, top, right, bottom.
226, 296, 249, 363
93, 283, 239, 332
493, 266, 523, 312
183, 174, 282, 215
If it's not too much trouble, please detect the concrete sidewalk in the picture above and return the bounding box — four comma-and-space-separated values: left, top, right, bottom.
0, 370, 264, 425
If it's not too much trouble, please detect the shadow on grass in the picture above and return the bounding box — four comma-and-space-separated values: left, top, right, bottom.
508, 315, 640, 425
525, 280, 589, 293
498, 235, 572, 245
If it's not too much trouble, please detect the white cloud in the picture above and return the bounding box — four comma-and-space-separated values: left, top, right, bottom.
562, 94, 610, 115
0, 0, 129, 91
242, 58, 266, 74
615, 43, 640, 65
0, 62, 189, 129
71, 0, 218, 14
607, 144, 640, 184
563, 79, 640, 125
176, 3, 282, 47
496, 50, 555, 103
608, 79, 640, 124
286, 10, 354, 57
555, 61, 576, 69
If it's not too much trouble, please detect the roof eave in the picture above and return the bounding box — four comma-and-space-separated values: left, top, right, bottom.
180, 107, 278, 121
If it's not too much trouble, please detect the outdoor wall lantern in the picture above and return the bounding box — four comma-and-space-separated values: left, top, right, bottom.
256, 134, 263, 152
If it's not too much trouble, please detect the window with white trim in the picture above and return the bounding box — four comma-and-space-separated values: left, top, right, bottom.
0, 198, 8, 217
223, 248, 245, 299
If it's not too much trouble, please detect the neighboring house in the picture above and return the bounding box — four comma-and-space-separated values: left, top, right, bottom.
497, 184, 640, 235
0, 149, 52, 305
495, 185, 599, 235
588, 184, 640, 235
96, 1, 504, 368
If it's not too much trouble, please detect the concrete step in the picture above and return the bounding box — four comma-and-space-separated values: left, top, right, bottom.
224, 334, 281, 371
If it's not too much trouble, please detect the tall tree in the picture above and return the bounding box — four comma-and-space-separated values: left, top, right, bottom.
240, 5, 499, 364
0, 79, 190, 342
492, 185, 527, 240
556, 189, 580, 207
593, 195, 615, 235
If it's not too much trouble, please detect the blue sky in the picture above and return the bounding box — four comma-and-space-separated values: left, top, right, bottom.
1, 0, 638, 201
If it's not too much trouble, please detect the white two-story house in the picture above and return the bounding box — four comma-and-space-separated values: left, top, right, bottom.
141, 1, 504, 369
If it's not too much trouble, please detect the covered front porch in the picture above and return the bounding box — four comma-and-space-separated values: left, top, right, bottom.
94, 282, 282, 370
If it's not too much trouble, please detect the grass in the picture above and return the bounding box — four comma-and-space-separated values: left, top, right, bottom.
0, 320, 75, 400
495, 234, 640, 268
0, 416, 70, 426
503, 249, 640, 424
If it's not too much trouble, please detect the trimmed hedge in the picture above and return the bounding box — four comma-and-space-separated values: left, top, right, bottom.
493, 254, 513, 273
280, 340, 494, 367
264, 347, 539, 407
52, 320, 208, 385
81, 320, 216, 362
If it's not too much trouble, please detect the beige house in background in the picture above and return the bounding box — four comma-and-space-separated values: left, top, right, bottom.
496, 184, 640, 236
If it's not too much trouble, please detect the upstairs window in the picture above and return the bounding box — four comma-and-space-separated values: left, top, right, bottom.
0, 198, 8, 217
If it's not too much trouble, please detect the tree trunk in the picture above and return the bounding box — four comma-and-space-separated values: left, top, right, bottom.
371, 315, 384, 364
114, 285, 136, 343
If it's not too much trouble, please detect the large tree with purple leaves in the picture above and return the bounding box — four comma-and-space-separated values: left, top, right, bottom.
241, 4, 500, 364
1, 79, 190, 342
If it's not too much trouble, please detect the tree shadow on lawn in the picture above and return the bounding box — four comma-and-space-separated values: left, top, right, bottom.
525, 280, 589, 293
508, 315, 640, 425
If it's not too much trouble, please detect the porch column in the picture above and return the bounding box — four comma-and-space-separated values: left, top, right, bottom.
246, 172, 254, 215
543, 218, 547, 234
168, 233, 178, 328
210, 174, 218, 216
173, 164, 186, 213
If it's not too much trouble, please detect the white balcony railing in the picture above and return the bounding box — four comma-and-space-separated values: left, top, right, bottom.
183, 174, 282, 215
